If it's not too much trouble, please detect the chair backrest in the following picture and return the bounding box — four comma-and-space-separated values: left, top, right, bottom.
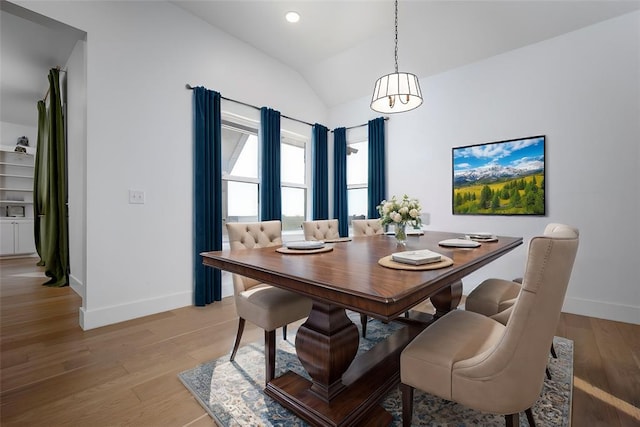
352, 219, 384, 236
453, 224, 579, 412
302, 219, 340, 241
226, 220, 282, 293
490, 223, 580, 323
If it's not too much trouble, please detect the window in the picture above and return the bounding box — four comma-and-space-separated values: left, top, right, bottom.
347, 140, 368, 224
222, 122, 259, 233
281, 137, 308, 232
221, 118, 310, 234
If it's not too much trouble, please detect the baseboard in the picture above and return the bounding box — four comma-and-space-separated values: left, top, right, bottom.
562, 296, 639, 325
69, 273, 84, 299
79, 291, 193, 330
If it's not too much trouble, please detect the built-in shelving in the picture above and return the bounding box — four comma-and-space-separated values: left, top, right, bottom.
0, 149, 36, 256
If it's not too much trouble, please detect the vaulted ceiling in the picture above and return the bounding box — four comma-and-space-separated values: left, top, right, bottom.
172, 1, 640, 107
2, 1, 639, 128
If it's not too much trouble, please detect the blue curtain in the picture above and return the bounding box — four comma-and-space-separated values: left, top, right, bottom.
312, 124, 328, 220
333, 127, 348, 237
260, 107, 282, 221
368, 117, 386, 218
193, 87, 222, 306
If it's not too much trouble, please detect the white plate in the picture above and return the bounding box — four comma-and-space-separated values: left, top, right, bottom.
466, 231, 493, 238
284, 240, 326, 250
384, 228, 424, 236
438, 238, 481, 248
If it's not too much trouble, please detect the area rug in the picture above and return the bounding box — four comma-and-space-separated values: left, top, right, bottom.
179, 313, 573, 426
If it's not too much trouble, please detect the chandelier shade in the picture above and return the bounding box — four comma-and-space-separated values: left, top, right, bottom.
371, 0, 423, 114
371, 71, 422, 113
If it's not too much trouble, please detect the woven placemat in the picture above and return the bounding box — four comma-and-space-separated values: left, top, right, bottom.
276, 246, 334, 255
323, 237, 352, 243
378, 255, 453, 270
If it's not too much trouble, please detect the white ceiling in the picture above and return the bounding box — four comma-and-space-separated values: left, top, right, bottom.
172, 0, 640, 107
2, 1, 639, 128
0, 1, 85, 127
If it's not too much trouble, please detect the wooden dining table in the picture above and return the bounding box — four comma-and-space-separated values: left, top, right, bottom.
201, 230, 522, 426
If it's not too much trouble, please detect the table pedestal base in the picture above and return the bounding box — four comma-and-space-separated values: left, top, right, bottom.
265, 318, 423, 427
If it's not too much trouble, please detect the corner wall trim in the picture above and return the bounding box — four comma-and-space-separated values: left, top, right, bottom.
79, 291, 193, 330
562, 296, 639, 325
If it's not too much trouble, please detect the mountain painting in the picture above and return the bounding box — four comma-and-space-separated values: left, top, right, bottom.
452, 135, 545, 215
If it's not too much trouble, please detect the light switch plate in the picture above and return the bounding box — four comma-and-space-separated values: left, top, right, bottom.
129, 190, 145, 204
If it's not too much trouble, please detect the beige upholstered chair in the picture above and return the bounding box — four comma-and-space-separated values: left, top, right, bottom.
465, 223, 571, 318
352, 219, 384, 236
302, 219, 340, 241
400, 224, 579, 427
226, 220, 313, 384
464, 224, 575, 371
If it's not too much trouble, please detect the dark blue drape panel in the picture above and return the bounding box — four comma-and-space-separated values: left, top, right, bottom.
193, 87, 222, 306
368, 117, 386, 219
312, 124, 329, 220
333, 127, 348, 237
260, 107, 282, 221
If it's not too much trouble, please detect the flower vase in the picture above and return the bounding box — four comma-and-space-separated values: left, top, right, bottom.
395, 223, 407, 245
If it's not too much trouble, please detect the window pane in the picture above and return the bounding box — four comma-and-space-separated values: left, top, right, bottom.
227, 181, 258, 222
281, 142, 305, 184
348, 188, 368, 219
222, 129, 258, 179
282, 186, 306, 231
347, 141, 368, 185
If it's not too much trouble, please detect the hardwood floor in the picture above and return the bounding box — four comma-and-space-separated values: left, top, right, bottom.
1, 257, 638, 426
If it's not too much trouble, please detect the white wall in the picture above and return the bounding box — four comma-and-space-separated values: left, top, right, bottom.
65, 38, 87, 303
330, 12, 640, 324
17, 1, 328, 329
16, 1, 638, 327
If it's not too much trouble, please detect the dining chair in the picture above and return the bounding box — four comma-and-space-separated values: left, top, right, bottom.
400, 224, 579, 427
352, 219, 384, 236
464, 223, 575, 375
226, 220, 313, 384
302, 219, 340, 241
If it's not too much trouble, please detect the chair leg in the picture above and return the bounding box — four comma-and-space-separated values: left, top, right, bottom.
505, 413, 519, 427
525, 407, 536, 427
265, 329, 276, 384
360, 313, 368, 338
282, 324, 287, 341
550, 342, 557, 359
229, 317, 246, 361
400, 383, 414, 427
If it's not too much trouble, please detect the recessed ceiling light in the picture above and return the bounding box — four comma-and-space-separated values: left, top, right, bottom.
285, 11, 300, 23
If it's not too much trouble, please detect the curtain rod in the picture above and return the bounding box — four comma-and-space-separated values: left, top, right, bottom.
332, 116, 389, 132
186, 84, 315, 127
186, 83, 388, 131
42, 67, 68, 102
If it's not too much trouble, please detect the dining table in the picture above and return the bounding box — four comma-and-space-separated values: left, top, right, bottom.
201, 230, 522, 426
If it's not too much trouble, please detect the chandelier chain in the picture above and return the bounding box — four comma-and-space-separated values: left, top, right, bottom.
394, 0, 399, 73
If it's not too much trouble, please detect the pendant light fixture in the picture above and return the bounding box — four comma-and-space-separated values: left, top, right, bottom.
371, 0, 423, 113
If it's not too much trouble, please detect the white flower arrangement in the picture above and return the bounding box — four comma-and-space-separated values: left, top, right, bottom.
377, 195, 422, 228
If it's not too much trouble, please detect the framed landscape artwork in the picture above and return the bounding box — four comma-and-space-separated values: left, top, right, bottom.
452, 135, 545, 216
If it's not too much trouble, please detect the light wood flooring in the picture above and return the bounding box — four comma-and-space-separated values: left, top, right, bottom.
1, 257, 638, 426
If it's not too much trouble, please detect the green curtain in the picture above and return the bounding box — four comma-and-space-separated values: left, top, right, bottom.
33, 100, 47, 266
37, 68, 69, 287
